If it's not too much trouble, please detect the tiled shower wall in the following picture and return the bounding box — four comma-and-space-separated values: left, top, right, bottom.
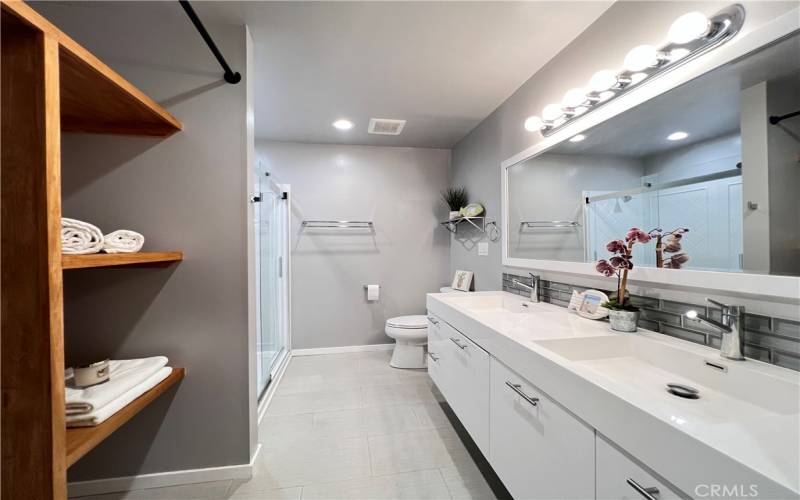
502, 273, 800, 371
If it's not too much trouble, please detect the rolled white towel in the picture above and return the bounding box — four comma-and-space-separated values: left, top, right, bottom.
67, 367, 173, 427
103, 229, 145, 254
61, 218, 104, 255
65, 357, 169, 415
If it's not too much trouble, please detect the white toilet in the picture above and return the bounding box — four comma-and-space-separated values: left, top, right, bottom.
385, 287, 466, 369
385, 315, 429, 369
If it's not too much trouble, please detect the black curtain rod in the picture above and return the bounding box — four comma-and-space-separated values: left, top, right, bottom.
179, 0, 241, 84
769, 109, 800, 125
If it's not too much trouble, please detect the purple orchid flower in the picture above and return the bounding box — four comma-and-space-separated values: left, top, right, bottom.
625, 227, 652, 244
610, 255, 633, 270
595, 259, 616, 277
664, 253, 690, 269
606, 239, 626, 254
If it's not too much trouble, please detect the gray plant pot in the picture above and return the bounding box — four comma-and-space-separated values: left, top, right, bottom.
608, 309, 640, 332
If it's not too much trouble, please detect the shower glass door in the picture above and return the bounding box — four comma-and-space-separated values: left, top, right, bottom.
255, 173, 289, 399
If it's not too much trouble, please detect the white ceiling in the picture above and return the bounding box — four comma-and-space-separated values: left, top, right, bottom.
196, 1, 614, 148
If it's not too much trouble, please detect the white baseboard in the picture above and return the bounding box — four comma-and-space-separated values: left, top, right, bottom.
68, 451, 258, 498
292, 343, 394, 356
257, 351, 291, 424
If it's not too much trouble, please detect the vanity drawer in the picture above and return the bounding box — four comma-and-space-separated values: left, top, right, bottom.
431, 317, 490, 454
490, 358, 594, 499
597, 435, 685, 500
426, 314, 448, 395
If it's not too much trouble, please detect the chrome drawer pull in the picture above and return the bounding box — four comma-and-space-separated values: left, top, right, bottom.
505, 381, 539, 407
626, 478, 659, 500
428, 352, 439, 362
427, 316, 439, 325
449, 337, 467, 349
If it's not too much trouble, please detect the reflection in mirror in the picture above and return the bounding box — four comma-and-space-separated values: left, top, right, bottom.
507, 33, 799, 276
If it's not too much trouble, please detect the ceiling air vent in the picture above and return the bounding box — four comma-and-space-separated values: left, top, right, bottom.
368, 118, 406, 135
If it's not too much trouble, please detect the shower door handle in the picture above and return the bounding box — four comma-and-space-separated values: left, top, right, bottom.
278, 257, 283, 278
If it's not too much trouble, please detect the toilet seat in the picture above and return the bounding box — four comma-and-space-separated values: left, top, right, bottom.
386, 315, 427, 329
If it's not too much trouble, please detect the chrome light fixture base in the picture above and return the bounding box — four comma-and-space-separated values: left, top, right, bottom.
538, 4, 745, 137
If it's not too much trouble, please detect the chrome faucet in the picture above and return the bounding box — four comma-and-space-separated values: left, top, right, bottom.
685, 298, 745, 361
512, 273, 540, 303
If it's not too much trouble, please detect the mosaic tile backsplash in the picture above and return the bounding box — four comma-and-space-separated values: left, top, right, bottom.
502, 272, 800, 371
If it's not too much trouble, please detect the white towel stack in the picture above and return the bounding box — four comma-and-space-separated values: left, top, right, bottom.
103, 229, 145, 254
65, 357, 172, 427
61, 218, 104, 255
61, 218, 145, 255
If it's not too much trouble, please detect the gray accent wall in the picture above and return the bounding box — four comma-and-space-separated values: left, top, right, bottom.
32, 2, 254, 481
257, 142, 451, 350
451, 1, 797, 306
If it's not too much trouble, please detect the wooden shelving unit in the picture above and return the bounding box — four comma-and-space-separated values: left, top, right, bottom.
66, 368, 186, 467
1, 1, 186, 497
62, 252, 184, 270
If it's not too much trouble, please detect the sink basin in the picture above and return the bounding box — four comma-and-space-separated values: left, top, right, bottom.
441, 293, 536, 314
534, 335, 800, 419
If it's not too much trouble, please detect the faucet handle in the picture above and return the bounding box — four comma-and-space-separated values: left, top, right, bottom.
705, 297, 729, 311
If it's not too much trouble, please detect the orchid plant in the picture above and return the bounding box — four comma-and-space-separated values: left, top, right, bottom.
596, 228, 652, 311
596, 227, 692, 311
650, 227, 690, 269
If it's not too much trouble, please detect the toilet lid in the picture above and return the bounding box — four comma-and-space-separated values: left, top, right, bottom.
386, 315, 428, 329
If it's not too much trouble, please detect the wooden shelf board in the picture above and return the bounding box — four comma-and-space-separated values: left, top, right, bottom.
66, 368, 185, 468
62, 252, 184, 270
2, 1, 182, 137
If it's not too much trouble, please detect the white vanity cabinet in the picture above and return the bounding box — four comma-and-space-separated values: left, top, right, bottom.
596, 436, 685, 500
426, 314, 490, 454
490, 358, 595, 500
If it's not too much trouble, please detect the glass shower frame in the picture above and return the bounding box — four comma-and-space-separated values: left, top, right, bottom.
254, 175, 291, 400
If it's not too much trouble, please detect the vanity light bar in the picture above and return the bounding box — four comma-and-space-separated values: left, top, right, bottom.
525, 4, 745, 137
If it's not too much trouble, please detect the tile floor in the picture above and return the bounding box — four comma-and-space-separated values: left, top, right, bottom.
76, 350, 508, 500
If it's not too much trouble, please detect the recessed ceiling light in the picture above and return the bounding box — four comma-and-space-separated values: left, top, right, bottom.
332, 119, 354, 130
667, 131, 689, 141
569, 134, 586, 143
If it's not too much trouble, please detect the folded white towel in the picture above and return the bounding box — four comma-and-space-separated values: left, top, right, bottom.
65, 357, 168, 415
61, 218, 104, 255
102, 229, 145, 254
67, 367, 172, 427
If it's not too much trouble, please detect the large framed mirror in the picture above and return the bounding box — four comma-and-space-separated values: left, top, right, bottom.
502, 14, 799, 299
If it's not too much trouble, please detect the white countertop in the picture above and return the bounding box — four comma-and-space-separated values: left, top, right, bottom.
427, 291, 800, 498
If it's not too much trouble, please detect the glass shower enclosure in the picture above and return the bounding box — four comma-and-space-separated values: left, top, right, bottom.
254, 167, 290, 399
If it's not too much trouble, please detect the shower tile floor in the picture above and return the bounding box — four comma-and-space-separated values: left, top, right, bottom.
76, 350, 508, 500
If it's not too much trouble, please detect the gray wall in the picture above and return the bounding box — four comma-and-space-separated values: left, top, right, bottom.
257, 142, 451, 349
508, 153, 643, 261
451, 1, 796, 304
643, 134, 740, 182
32, 2, 254, 481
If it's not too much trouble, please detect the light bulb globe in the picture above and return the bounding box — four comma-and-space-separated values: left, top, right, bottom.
624, 45, 659, 72
668, 12, 711, 44
524, 116, 544, 132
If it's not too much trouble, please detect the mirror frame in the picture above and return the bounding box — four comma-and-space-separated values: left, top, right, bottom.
501, 8, 800, 300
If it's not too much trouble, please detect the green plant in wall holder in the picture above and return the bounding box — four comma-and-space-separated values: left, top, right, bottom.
441, 186, 468, 220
